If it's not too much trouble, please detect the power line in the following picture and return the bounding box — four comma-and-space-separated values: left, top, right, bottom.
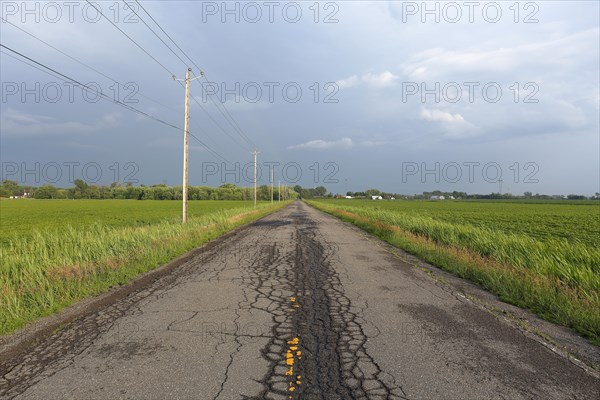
84, 0, 175, 77
128, 5, 253, 153
133, 0, 257, 150
0, 44, 228, 163
120, 0, 189, 68
89, 1, 251, 154
81, 0, 243, 160
131, 0, 253, 151
134, 0, 195, 69
0, 17, 179, 114
187, 85, 253, 152
196, 72, 257, 149
85, 0, 255, 157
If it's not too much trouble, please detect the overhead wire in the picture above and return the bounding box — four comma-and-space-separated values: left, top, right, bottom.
115, 0, 253, 153
132, 0, 258, 151
79, 1, 234, 160
84, 0, 175, 77
0, 17, 179, 114
0, 44, 229, 163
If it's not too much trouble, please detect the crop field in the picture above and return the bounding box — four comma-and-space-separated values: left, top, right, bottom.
0, 199, 287, 335
307, 199, 600, 344
0, 200, 258, 245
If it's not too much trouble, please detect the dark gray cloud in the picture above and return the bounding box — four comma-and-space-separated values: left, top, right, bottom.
1, 1, 598, 195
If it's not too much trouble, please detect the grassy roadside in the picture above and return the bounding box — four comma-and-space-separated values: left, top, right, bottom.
306, 200, 600, 346
0, 201, 290, 336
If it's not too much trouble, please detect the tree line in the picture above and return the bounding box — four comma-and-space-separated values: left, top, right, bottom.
0, 180, 335, 201
0, 180, 295, 200
4, 180, 595, 201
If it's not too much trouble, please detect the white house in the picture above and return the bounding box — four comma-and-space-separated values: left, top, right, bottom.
430, 195, 445, 200
371, 195, 383, 200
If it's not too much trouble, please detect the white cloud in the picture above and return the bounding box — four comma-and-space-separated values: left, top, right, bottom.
287, 137, 354, 150
287, 137, 386, 150
336, 71, 399, 89
336, 75, 359, 89
362, 71, 399, 87
420, 108, 465, 123
418, 108, 482, 140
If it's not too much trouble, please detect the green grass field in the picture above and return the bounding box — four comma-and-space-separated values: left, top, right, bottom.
0, 200, 255, 245
0, 199, 287, 335
307, 199, 600, 345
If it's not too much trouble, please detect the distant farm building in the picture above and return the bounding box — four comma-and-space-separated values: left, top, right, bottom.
430, 195, 445, 200
371, 195, 383, 200
10, 192, 30, 199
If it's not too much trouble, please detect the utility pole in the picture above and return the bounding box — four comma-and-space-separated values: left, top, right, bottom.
181, 68, 191, 223
270, 167, 274, 203
252, 150, 259, 208
174, 68, 202, 223
278, 180, 281, 201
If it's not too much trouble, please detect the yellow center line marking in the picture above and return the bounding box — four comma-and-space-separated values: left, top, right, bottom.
286, 297, 302, 398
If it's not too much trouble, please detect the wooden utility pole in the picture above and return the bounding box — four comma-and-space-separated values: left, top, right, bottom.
271, 167, 274, 203
174, 68, 201, 223
182, 68, 191, 223
253, 150, 259, 208
278, 180, 281, 201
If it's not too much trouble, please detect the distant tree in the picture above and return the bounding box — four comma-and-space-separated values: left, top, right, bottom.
71, 179, 89, 198
33, 184, 57, 199
314, 186, 327, 197
1, 180, 20, 196
0, 186, 10, 198
87, 186, 101, 199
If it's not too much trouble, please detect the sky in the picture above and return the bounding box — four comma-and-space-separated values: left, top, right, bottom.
1, 0, 599, 195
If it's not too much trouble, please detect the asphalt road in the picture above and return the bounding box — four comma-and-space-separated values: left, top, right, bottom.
1, 201, 598, 399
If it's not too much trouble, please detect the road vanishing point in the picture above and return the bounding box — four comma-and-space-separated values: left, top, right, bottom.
1, 201, 599, 399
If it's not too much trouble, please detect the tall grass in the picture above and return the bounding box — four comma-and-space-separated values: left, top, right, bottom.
0, 202, 287, 335
308, 200, 600, 345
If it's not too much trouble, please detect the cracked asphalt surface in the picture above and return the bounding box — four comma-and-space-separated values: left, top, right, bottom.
1, 201, 598, 399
